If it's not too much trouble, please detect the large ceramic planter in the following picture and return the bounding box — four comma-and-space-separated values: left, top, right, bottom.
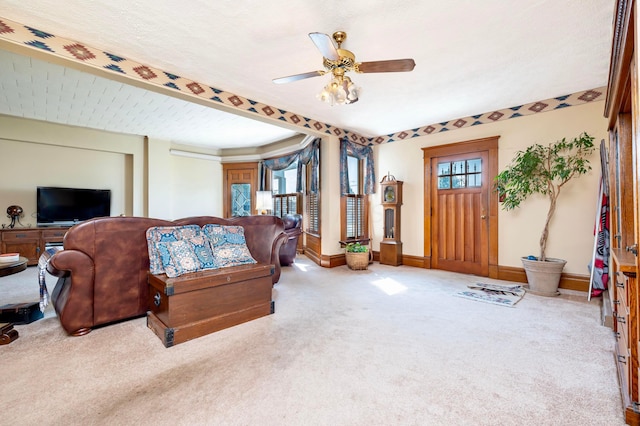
521, 257, 567, 297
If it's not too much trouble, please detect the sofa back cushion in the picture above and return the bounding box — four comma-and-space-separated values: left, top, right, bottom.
202, 224, 257, 267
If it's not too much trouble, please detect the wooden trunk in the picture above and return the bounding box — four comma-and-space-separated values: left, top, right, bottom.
147, 263, 274, 347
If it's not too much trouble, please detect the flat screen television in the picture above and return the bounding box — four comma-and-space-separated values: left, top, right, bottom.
37, 186, 111, 227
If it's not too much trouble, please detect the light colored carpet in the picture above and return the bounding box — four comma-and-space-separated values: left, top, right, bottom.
0, 256, 624, 425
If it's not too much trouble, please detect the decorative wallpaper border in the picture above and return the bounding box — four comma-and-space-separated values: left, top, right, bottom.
372, 88, 605, 144
0, 17, 605, 147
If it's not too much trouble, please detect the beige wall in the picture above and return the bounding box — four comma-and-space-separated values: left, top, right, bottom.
320, 135, 342, 256
147, 137, 170, 218
0, 101, 608, 276
0, 116, 141, 226
0, 115, 224, 224
0, 138, 128, 225
374, 101, 608, 274
169, 154, 223, 218
0, 115, 148, 217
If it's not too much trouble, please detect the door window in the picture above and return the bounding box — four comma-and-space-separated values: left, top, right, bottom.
437, 158, 482, 189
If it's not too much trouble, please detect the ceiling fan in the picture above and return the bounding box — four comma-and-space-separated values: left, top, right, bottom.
273, 31, 416, 105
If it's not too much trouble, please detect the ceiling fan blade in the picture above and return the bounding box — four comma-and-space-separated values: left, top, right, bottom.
358, 59, 416, 73
308, 32, 340, 61
272, 70, 324, 84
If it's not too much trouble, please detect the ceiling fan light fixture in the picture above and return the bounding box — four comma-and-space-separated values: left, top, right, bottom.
317, 75, 360, 106
276, 31, 413, 105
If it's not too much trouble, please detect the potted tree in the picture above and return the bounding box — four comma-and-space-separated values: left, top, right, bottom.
495, 132, 595, 296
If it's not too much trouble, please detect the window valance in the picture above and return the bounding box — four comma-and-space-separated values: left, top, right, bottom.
340, 138, 376, 195
258, 138, 320, 194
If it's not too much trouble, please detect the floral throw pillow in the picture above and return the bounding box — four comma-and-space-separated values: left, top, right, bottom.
202, 224, 257, 267
146, 225, 217, 274
154, 240, 201, 278
188, 235, 218, 270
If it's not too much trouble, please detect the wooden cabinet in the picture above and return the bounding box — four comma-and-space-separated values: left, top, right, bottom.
0, 227, 67, 265
42, 228, 67, 248
1, 229, 41, 265
611, 248, 639, 423
605, 1, 640, 424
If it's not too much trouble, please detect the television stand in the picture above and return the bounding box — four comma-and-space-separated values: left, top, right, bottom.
0, 227, 68, 266
37, 222, 78, 228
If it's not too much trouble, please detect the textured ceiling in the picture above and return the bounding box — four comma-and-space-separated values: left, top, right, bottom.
0, 0, 614, 151
0, 49, 299, 149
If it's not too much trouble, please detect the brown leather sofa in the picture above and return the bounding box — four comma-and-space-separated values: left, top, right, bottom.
47, 215, 286, 336
279, 213, 302, 266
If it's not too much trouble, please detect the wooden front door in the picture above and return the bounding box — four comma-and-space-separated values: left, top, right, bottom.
431, 151, 488, 275
423, 137, 499, 277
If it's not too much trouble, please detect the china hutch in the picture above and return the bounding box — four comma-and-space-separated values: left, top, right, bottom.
605, 1, 640, 424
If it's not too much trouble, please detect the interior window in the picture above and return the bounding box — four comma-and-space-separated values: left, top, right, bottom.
347, 155, 359, 194
264, 140, 321, 238
305, 150, 320, 236
272, 161, 298, 195
342, 155, 368, 241
272, 161, 300, 217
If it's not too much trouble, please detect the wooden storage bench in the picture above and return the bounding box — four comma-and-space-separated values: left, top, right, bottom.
147, 263, 275, 347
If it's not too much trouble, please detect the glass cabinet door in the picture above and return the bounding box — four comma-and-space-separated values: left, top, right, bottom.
230, 183, 251, 217
384, 207, 395, 239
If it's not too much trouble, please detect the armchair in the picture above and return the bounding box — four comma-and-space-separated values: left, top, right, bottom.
279, 213, 302, 266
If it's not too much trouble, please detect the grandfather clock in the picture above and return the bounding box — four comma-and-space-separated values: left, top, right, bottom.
380, 174, 403, 266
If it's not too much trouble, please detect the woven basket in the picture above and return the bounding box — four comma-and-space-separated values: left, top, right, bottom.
346, 251, 369, 270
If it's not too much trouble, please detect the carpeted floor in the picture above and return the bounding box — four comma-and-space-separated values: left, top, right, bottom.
0, 256, 625, 425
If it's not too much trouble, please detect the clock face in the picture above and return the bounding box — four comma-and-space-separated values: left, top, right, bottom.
384, 185, 395, 202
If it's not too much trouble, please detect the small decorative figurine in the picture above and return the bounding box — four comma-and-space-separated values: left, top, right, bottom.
6, 205, 24, 228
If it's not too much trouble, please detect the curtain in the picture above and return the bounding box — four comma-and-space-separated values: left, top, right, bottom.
340, 138, 376, 195
258, 138, 320, 194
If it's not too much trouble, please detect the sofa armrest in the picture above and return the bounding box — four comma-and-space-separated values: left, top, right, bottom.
47, 249, 96, 335
284, 228, 303, 238
47, 249, 93, 277
46, 255, 70, 278
272, 231, 288, 259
